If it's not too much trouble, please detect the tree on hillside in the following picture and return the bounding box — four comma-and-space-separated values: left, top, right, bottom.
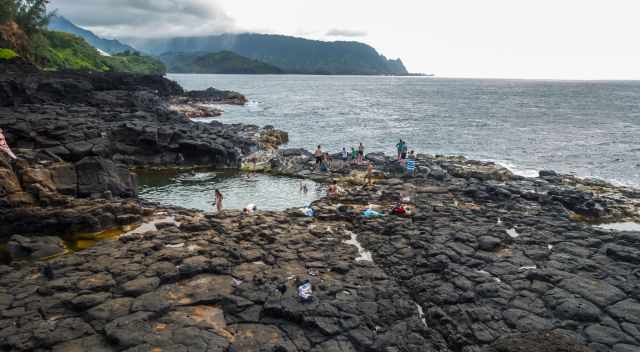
0, 0, 52, 34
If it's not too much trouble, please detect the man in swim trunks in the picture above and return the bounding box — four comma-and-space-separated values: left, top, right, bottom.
314, 145, 322, 170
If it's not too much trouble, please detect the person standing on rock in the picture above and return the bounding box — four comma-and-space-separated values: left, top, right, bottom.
314, 145, 323, 171
401, 142, 408, 160
357, 142, 365, 164
367, 161, 374, 187
341, 146, 348, 165
396, 139, 404, 160
0, 128, 16, 160
214, 189, 223, 212
351, 146, 357, 164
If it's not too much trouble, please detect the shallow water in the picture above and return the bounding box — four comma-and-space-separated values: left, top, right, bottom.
136, 169, 324, 211
169, 74, 640, 188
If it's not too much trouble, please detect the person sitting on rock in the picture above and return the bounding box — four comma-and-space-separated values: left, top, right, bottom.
324, 152, 332, 169
328, 180, 338, 197
407, 151, 416, 176
244, 204, 257, 215
0, 128, 17, 160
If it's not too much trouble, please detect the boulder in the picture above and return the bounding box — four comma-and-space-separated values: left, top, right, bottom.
49, 163, 78, 195
76, 157, 136, 198
6, 235, 66, 260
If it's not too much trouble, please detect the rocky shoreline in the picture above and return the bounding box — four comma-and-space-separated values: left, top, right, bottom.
1, 68, 639, 352
0, 66, 285, 238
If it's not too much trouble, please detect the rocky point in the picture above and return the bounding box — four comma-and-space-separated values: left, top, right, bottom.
0, 63, 639, 352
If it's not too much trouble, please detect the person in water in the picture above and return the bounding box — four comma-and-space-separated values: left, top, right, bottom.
314, 145, 323, 171
357, 142, 365, 164
0, 128, 16, 160
214, 189, 224, 212
299, 181, 309, 194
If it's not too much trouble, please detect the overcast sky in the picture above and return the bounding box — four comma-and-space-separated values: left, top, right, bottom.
49, 0, 640, 79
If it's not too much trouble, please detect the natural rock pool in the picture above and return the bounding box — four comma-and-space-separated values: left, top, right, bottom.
136, 169, 325, 211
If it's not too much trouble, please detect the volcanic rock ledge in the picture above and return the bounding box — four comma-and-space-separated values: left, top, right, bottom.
1, 150, 639, 351
1, 65, 639, 352
0, 69, 284, 238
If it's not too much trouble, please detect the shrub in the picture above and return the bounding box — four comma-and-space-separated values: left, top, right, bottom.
0, 48, 18, 60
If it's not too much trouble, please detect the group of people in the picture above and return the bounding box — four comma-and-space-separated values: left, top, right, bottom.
314, 142, 366, 172
214, 138, 418, 213
396, 139, 416, 176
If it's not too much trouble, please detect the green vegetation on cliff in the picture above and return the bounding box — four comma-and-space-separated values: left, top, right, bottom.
33, 31, 166, 74
0, 1, 165, 74
159, 51, 283, 74
48, 15, 136, 55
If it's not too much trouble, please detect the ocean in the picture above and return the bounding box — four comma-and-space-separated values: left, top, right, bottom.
169, 74, 640, 188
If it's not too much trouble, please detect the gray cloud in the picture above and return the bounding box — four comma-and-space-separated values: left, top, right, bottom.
48, 0, 236, 38
326, 28, 368, 37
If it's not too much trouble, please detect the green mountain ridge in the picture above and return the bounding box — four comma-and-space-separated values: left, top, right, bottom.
131, 33, 409, 75
160, 51, 283, 74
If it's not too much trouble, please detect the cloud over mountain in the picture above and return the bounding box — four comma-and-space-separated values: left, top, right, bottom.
48, 0, 236, 38
326, 28, 368, 37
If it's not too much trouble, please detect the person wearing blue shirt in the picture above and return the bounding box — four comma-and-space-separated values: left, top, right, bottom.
406, 150, 416, 176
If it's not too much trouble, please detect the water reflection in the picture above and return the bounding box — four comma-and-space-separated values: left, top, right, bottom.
137, 169, 325, 211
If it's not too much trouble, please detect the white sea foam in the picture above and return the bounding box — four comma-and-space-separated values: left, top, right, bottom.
344, 230, 374, 262
494, 160, 539, 178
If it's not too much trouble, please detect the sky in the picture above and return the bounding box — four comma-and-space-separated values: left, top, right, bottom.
48, 0, 640, 80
